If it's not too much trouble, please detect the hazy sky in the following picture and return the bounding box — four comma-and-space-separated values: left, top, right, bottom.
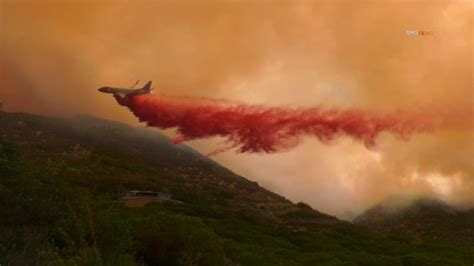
1, 0, 472, 217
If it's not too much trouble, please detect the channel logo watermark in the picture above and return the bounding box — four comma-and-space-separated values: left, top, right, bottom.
406, 29, 434, 37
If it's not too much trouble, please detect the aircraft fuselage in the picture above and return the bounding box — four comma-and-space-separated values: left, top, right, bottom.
98, 87, 149, 96
98, 81, 153, 96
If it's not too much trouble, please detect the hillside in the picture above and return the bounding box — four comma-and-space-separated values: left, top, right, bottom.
0, 111, 339, 228
1, 111, 473, 265
354, 198, 474, 244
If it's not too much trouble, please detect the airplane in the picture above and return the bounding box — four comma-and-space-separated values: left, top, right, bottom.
98, 80, 153, 96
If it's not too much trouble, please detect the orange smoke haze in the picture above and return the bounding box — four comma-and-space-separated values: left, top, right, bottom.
1, 0, 473, 217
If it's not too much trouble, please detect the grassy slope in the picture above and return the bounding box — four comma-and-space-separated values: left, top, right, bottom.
1, 112, 473, 266
354, 198, 474, 244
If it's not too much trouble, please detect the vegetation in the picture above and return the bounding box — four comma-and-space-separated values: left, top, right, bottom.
1, 113, 473, 265
354, 198, 474, 244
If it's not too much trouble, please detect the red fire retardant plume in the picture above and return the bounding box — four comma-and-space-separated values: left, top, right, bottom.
113, 94, 448, 155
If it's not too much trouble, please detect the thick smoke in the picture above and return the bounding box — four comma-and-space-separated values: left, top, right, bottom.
1, 0, 472, 216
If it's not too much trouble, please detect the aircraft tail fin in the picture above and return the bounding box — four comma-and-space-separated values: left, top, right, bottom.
142, 81, 153, 91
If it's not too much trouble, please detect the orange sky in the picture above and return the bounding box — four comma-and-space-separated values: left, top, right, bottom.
1, 0, 473, 217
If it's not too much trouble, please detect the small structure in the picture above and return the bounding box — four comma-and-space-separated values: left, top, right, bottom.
126, 190, 172, 200
122, 190, 173, 208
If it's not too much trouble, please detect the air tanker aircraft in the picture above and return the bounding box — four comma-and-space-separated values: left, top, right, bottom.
98, 80, 153, 96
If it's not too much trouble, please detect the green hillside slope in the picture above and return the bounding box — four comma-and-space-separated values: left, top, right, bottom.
1, 112, 472, 265
354, 198, 474, 244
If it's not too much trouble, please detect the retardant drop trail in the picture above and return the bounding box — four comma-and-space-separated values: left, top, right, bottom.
113, 94, 467, 155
